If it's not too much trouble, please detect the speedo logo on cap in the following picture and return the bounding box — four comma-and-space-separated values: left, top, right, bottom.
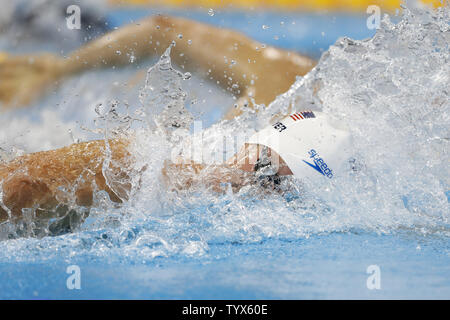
303, 149, 333, 179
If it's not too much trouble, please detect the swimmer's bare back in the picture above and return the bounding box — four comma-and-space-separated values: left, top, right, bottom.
0, 15, 315, 117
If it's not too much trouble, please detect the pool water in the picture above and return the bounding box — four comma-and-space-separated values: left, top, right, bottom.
1, 233, 449, 299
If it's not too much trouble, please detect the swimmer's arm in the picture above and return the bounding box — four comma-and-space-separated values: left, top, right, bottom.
0, 138, 131, 222
0, 139, 256, 222
161, 143, 293, 193
0, 137, 244, 222
64, 15, 316, 116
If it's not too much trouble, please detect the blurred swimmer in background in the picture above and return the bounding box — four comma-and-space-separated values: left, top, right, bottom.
0, 15, 314, 117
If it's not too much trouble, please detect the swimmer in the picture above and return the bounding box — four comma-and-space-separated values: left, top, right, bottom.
0, 110, 352, 233
0, 16, 352, 235
0, 15, 315, 119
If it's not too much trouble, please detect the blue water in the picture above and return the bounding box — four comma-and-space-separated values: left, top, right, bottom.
1, 233, 449, 299
0, 7, 449, 300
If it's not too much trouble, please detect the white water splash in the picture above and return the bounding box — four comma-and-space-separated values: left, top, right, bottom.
139, 42, 194, 136
254, 5, 450, 233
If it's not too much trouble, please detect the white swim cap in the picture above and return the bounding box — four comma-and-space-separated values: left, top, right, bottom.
247, 111, 353, 181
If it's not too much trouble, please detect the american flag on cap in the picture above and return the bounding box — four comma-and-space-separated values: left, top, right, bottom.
290, 111, 315, 121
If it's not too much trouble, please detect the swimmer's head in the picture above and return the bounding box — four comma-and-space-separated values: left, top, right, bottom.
235, 111, 353, 182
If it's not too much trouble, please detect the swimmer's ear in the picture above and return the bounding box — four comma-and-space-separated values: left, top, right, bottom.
227, 143, 261, 172
0, 52, 8, 63
266, 148, 293, 176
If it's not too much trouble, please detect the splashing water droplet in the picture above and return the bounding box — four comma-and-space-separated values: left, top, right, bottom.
208, 8, 215, 16
139, 43, 193, 136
